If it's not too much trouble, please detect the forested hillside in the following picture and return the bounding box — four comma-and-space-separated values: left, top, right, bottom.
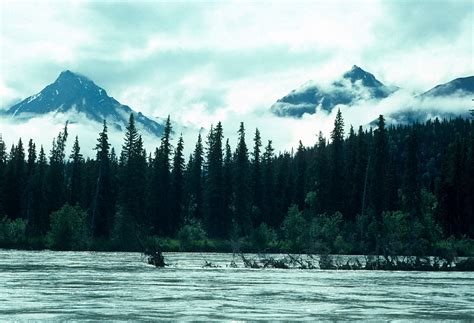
0, 112, 473, 255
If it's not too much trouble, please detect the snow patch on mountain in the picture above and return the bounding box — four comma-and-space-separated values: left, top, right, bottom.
3, 70, 165, 137
271, 65, 397, 118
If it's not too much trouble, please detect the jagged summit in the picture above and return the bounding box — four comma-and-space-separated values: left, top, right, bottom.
5, 71, 164, 136
55, 70, 96, 87
271, 65, 397, 118
341, 65, 385, 89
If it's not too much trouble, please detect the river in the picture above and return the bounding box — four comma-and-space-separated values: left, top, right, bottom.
0, 250, 473, 320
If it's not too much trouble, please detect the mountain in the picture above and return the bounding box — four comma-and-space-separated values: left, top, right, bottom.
4, 70, 165, 136
271, 65, 397, 118
378, 76, 474, 125
420, 76, 474, 98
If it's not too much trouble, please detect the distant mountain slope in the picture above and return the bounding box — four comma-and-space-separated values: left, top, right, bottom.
420, 76, 474, 98
383, 76, 474, 125
271, 65, 397, 118
4, 70, 165, 136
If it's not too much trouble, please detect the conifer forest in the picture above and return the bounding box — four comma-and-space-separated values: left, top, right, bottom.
1, 111, 473, 256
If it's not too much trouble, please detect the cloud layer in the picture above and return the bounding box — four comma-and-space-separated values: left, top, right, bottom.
0, 0, 472, 155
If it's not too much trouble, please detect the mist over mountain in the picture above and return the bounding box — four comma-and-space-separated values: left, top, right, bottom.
4, 70, 165, 137
420, 76, 474, 98
271, 66, 473, 125
1, 68, 472, 158
382, 76, 474, 125
270, 65, 398, 118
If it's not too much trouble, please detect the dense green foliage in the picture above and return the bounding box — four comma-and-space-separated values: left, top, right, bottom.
46, 204, 91, 250
0, 112, 473, 256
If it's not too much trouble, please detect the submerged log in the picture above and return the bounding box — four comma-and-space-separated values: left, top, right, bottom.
240, 253, 262, 268
203, 261, 221, 268
145, 250, 166, 267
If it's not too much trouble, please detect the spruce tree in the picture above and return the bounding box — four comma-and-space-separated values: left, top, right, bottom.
251, 128, 263, 225
344, 126, 357, 219
294, 141, 306, 209
223, 138, 234, 230
29, 146, 48, 235
310, 132, 329, 214
92, 121, 113, 238
5, 139, 25, 219
234, 122, 251, 235
329, 109, 345, 213
23, 139, 37, 224
274, 152, 293, 227
205, 122, 226, 237
171, 134, 185, 233
47, 122, 68, 215
371, 115, 389, 219
116, 114, 147, 249
151, 115, 172, 235
353, 126, 368, 217
68, 136, 83, 206
262, 140, 275, 226
185, 133, 204, 221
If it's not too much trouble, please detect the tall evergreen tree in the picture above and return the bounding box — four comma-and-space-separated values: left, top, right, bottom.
234, 122, 251, 235
310, 132, 329, 214
262, 140, 275, 226
353, 126, 369, 217
184, 133, 204, 221
116, 114, 147, 248
371, 115, 389, 218
23, 139, 37, 224
251, 128, 263, 225
151, 115, 173, 235
47, 122, 68, 215
171, 134, 185, 234
329, 109, 345, 213
344, 126, 357, 219
92, 121, 113, 238
294, 141, 306, 209
274, 152, 293, 226
223, 138, 234, 230
205, 122, 227, 237
68, 136, 83, 206
29, 146, 48, 235
5, 139, 25, 219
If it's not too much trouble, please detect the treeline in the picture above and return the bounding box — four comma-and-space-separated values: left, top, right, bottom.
0, 111, 473, 255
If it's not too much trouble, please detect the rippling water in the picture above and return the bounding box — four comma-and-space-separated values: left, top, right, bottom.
0, 250, 473, 320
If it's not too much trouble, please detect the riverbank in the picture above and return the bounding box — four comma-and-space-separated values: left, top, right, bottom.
2, 235, 474, 256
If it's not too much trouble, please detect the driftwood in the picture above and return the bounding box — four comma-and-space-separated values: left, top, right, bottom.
240, 253, 262, 268
142, 249, 474, 271
236, 253, 474, 271
144, 244, 167, 267
203, 261, 221, 268
146, 251, 166, 267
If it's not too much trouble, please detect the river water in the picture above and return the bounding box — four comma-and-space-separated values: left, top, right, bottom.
0, 250, 473, 320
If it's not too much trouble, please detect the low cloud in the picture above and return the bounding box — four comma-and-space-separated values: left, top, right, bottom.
1, 0, 472, 156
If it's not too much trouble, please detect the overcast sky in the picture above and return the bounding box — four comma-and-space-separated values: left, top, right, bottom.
0, 0, 473, 153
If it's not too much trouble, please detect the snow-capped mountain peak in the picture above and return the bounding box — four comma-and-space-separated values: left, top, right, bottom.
271, 65, 397, 118
4, 71, 165, 137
